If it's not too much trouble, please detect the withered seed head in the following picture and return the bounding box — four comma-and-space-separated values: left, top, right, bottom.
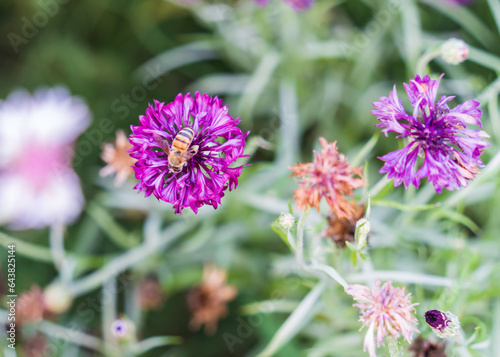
187, 264, 238, 334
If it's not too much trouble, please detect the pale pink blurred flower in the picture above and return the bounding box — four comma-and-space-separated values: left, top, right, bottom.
346, 280, 419, 357
0, 87, 90, 229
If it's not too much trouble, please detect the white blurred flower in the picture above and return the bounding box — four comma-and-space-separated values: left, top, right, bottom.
0, 87, 90, 229
278, 212, 295, 230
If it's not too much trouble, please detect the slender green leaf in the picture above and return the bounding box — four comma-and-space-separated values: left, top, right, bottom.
372, 199, 440, 212
257, 282, 326, 357
421, 0, 496, 47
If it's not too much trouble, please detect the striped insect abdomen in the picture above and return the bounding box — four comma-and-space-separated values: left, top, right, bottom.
172, 128, 194, 151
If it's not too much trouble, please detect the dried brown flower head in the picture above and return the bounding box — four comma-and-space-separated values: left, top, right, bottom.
289, 138, 365, 220
325, 201, 365, 248
17, 286, 45, 325
139, 276, 164, 310
187, 264, 238, 334
409, 337, 447, 357
100, 130, 136, 186
22, 334, 51, 357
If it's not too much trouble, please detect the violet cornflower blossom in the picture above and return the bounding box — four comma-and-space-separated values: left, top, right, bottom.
372, 74, 489, 193
254, 0, 314, 12
346, 280, 419, 357
129, 92, 249, 214
0, 87, 90, 229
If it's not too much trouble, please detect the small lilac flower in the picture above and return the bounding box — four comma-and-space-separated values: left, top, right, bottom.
111, 318, 136, 340
0, 87, 90, 229
129, 92, 249, 214
425, 310, 461, 338
372, 74, 489, 193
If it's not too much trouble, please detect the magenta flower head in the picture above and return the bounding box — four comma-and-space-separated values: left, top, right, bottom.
129, 92, 249, 214
372, 74, 489, 193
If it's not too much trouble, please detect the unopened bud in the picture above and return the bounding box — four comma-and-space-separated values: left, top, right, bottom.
355, 218, 370, 249
425, 310, 460, 338
279, 213, 295, 230
43, 284, 73, 315
440, 38, 469, 65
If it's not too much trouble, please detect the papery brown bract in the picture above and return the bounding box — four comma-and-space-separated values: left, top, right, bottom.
324, 201, 365, 248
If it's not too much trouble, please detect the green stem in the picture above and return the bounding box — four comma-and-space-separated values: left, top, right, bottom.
294, 207, 348, 288
50, 224, 66, 272
87, 202, 140, 249
415, 49, 441, 75
387, 336, 403, 357
278, 78, 299, 166
295, 207, 310, 269
102, 277, 117, 353
67, 222, 190, 297
131, 336, 183, 354
0, 231, 53, 262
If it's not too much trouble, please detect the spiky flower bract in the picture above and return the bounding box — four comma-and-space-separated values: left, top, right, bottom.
346, 280, 419, 357
289, 137, 365, 220
372, 74, 489, 193
129, 92, 249, 214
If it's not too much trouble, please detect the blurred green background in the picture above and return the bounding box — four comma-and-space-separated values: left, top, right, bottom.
2, 0, 500, 356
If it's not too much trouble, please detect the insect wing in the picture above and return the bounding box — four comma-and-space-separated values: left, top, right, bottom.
154, 133, 170, 155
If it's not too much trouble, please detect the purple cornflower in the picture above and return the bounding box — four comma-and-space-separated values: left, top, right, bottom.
372, 74, 489, 193
129, 92, 249, 214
